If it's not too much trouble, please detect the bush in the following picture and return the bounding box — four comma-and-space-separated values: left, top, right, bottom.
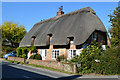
22, 54, 26, 58
3, 47, 16, 53
30, 46, 37, 52
22, 48, 28, 59
100, 47, 120, 75
16, 47, 29, 58
29, 54, 42, 60
5, 47, 11, 53
16, 47, 22, 57
16, 46, 37, 59
56, 55, 66, 62
72, 41, 120, 75
72, 41, 104, 74
71, 55, 80, 63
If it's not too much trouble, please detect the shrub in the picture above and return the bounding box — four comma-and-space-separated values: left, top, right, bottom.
16, 47, 29, 58
30, 46, 37, 52
72, 41, 104, 74
22, 48, 28, 59
100, 47, 120, 75
4, 47, 16, 53
72, 41, 120, 75
16, 47, 22, 57
56, 55, 66, 62
5, 47, 11, 53
29, 54, 42, 60
22, 54, 26, 58
71, 55, 80, 63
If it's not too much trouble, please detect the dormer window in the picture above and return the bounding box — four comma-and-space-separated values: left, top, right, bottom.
92, 32, 97, 41
67, 37, 74, 44
47, 34, 52, 45
32, 36, 36, 45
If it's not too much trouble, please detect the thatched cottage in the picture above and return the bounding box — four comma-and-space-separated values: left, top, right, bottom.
19, 6, 111, 60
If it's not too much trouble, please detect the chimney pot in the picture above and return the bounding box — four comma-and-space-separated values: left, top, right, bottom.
56, 6, 64, 18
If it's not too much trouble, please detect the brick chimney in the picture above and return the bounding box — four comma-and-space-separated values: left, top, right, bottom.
56, 6, 64, 18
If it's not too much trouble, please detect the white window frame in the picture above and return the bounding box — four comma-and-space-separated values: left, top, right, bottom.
52, 49, 59, 59
45, 49, 47, 58
68, 49, 76, 59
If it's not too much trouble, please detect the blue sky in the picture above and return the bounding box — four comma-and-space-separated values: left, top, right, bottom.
2, 2, 118, 32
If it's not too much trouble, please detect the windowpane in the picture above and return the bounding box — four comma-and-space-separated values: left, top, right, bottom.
55, 52, 56, 58
45, 50, 47, 57
73, 50, 76, 56
52, 50, 59, 59
52, 51, 55, 58
69, 49, 76, 58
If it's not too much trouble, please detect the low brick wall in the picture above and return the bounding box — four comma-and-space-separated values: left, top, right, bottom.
8, 56, 25, 63
29, 59, 76, 73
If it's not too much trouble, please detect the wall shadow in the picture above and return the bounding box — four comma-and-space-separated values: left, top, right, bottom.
2, 62, 81, 80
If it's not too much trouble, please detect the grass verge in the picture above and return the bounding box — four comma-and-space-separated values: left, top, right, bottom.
4, 59, 74, 75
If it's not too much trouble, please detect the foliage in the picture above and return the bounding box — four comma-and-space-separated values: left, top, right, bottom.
22, 54, 26, 59
16, 45, 37, 59
1, 21, 27, 43
5, 47, 14, 53
108, 7, 120, 46
100, 47, 120, 75
29, 54, 42, 60
2, 46, 16, 58
71, 41, 120, 75
71, 41, 104, 74
16, 47, 28, 58
78, 41, 103, 74
56, 55, 67, 62
71, 55, 79, 63
30, 46, 37, 52
16, 47, 22, 57
2, 46, 16, 53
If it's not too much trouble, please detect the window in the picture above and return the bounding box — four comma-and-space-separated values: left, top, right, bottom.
45, 49, 47, 58
52, 50, 59, 59
68, 49, 76, 59
67, 37, 74, 44
92, 32, 97, 41
48, 34, 52, 45
82, 43, 89, 49
31, 36, 36, 45
73, 50, 76, 56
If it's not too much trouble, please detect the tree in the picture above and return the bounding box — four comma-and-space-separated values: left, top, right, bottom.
108, 7, 120, 46
1, 21, 27, 44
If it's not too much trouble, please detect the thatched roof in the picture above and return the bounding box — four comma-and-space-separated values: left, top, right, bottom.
19, 7, 107, 47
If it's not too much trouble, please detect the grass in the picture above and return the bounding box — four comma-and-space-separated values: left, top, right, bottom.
4, 59, 25, 64
4, 59, 74, 74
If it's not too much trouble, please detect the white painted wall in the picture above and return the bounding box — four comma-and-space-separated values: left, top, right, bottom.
39, 49, 46, 60
68, 49, 83, 60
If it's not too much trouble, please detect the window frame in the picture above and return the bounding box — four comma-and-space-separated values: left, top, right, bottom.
45, 49, 47, 58
68, 49, 76, 58
52, 49, 59, 59
92, 32, 97, 41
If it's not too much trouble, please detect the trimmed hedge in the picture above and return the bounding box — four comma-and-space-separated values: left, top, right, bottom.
29, 54, 42, 60
16, 47, 28, 59
16, 46, 37, 59
56, 55, 66, 62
